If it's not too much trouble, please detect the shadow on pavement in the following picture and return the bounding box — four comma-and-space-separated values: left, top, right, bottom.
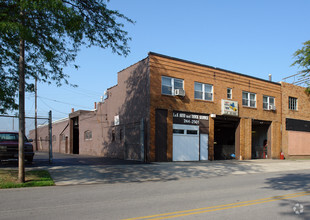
2, 151, 310, 188
264, 171, 310, 219
0, 151, 143, 168
20, 152, 266, 185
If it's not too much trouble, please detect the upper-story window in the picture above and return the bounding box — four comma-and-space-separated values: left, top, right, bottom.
61, 134, 66, 141
84, 130, 92, 140
288, 97, 298, 110
242, 91, 256, 108
263, 96, 275, 110
161, 76, 184, 96
194, 82, 213, 101
227, 88, 232, 99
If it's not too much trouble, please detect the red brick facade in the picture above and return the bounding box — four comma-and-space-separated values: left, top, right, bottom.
30, 52, 310, 161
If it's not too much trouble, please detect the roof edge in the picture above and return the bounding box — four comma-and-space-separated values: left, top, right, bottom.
148, 52, 281, 86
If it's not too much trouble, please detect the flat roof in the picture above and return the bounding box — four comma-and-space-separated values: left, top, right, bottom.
148, 52, 281, 86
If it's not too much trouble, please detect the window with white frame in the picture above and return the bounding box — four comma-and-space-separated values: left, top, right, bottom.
161, 76, 184, 95
263, 96, 275, 110
288, 97, 298, 110
242, 91, 256, 107
194, 82, 213, 101
227, 88, 232, 99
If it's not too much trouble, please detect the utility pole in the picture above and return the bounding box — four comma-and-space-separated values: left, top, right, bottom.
18, 37, 25, 183
35, 78, 38, 151
48, 111, 53, 164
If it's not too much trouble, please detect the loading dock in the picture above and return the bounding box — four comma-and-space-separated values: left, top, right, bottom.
251, 120, 271, 159
214, 116, 239, 160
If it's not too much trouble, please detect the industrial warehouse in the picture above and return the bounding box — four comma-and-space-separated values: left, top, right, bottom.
30, 52, 310, 162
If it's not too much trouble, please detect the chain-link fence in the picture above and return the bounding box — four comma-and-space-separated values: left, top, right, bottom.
0, 115, 48, 136
0, 113, 53, 162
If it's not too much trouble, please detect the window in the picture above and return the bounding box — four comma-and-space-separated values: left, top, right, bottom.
263, 96, 275, 110
173, 129, 184, 134
227, 88, 232, 99
52, 135, 56, 142
187, 130, 198, 135
161, 76, 184, 95
61, 134, 66, 141
289, 97, 298, 110
194, 82, 213, 101
242, 91, 256, 107
84, 130, 92, 140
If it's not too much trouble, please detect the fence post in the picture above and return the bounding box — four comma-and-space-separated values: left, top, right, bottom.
48, 111, 53, 164
140, 118, 144, 162
123, 124, 126, 160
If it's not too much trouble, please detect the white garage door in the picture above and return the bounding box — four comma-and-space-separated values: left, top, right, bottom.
173, 124, 199, 161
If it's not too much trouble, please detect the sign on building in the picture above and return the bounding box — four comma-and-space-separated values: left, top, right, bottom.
114, 115, 120, 125
173, 111, 209, 125
221, 100, 238, 116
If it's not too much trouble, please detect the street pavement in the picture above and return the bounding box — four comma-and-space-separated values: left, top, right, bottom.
2, 151, 310, 186
0, 166, 309, 219
1, 152, 310, 219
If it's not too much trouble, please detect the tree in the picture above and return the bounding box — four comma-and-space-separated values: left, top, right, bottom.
291, 40, 310, 94
0, 0, 134, 182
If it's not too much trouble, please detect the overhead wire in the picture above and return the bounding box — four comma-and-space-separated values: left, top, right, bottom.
38, 97, 69, 115
37, 95, 91, 109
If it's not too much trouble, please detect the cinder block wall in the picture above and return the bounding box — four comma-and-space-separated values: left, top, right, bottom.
29, 118, 69, 153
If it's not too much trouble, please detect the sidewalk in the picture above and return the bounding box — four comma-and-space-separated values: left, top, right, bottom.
3, 152, 310, 186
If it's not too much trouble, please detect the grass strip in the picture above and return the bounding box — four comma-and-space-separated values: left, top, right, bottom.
0, 169, 54, 189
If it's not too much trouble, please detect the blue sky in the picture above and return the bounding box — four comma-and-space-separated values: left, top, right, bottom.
18, 0, 310, 122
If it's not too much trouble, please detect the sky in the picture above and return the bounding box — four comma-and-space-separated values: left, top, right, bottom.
3, 0, 310, 130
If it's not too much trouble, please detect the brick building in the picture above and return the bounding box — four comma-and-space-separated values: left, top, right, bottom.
30, 52, 310, 161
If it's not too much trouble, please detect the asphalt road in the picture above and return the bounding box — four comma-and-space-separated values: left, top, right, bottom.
0, 168, 309, 220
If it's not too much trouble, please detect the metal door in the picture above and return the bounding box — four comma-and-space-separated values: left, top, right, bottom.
173, 124, 199, 161
200, 134, 209, 160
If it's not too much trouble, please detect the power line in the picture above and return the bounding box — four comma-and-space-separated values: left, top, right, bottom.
38, 97, 70, 115
59, 86, 102, 98
37, 95, 91, 109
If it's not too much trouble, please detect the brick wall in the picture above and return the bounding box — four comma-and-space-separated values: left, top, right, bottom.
149, 53, 282, 161
281, 82, 310, 158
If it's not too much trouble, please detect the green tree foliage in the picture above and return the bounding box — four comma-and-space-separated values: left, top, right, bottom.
0, 0, 134, 113
292, 40, 310, 93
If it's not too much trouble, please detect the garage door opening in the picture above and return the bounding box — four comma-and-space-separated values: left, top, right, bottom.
173, 124, 199, 161
214, 117, 239, 160
252, 120, 271, 159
